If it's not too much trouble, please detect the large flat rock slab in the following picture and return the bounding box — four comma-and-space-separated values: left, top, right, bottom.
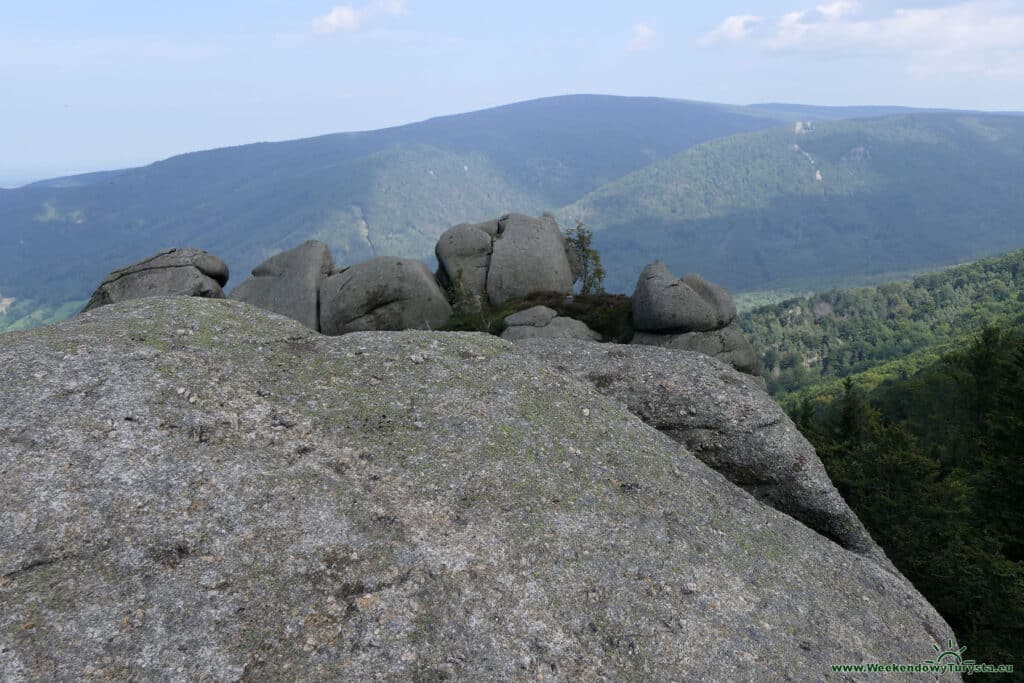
515, 338, 895, 572
1, 298, 955, 681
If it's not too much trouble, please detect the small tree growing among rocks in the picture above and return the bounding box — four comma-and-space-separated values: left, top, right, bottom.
565, 221, 606, 295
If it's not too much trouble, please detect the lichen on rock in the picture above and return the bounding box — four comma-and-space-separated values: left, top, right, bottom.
0, 297, 958, 681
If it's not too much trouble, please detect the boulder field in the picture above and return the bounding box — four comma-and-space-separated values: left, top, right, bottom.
0, 297, 957, 680
79, 213, 767, 378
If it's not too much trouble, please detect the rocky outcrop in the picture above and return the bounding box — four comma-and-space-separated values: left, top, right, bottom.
320, 257, 451, 335
436, 214, 577, 307
504, 305, 559, 328
500, 306, 601, 341
631, 263, 760, 376
632, 325, 760, 376
82, 248, 228, 312
516, 339, 894, 572
488, 214, 575, 305
632, 263, 736, 333
230, 241, 333, 331
0, 297, 955, 680
434, 219, 498, 295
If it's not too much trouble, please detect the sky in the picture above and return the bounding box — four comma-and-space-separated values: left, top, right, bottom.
2, 0, 1023, 186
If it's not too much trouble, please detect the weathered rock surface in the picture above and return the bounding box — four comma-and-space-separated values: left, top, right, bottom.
230, 240, 333, 331
435, 220, 498, 295
0, 298, 957, 680
486, 214, 574, 306
501, 314, 602, 342
632, 263, 736, 333
82, 248, 229, 312
632, 325, 761, 376
503, 305, 559, 328
516, 339, 894, 572
320, 257, 452, 335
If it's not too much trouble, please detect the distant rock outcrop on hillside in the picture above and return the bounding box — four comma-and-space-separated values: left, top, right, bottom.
0, 297, 957, 680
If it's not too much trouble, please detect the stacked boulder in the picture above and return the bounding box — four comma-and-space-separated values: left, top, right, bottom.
500, 305, 601, 341
77, 221, 760, 378
230, 246, 451, 335
230, 240, 333, 331
630, 262, 760, 376
82, 248, 229, 312
436, 213, 580, 306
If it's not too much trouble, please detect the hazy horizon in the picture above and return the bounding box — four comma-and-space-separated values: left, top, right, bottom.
4, 0, 1023, 185
4, 90, 1021, 189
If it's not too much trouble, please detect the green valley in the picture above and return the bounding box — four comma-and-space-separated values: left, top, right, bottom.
737, 249, 1024, 399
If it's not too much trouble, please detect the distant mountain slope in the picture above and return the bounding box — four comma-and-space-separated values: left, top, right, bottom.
736, 248, 1024, 399
0, 95, 789, 307
24, 169, 133, 189
564, 112, 1024, 293
746, 103, 948, 120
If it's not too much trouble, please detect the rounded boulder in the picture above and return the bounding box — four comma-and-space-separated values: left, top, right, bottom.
631, 262, 736, 333
319, 257, 452, 335
485, 214, 574, 306
82, 247, 228, 312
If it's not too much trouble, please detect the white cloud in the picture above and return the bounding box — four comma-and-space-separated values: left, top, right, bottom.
314, 6, 359, 33
312, 0, 406, 35
706, 1, 1024, 79
816, 1, 860, 20
698, 15, 763, 46
626, 22, 659, 51
769, 1, 1024, 53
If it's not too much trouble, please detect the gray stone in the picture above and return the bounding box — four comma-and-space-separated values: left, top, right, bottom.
230, 240, 333, 331
503, 305, 558, 328
501, 315, 601, 341
319, 257, 451, 335
516, 338, 896, 573
632, 324, 761, 376
631, 262, 736, 333
486, 213, 574, 306
82, 248, 228, 312
0, 297, 955, 680
681, 273, 736, 325
434, 221, 496, 295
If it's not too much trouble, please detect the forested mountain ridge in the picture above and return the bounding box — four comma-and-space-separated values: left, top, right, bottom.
568, 113, 1024, 293
737, 248, 1024, 398
4, 96, 1024, 335
0, 95, 787, 313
